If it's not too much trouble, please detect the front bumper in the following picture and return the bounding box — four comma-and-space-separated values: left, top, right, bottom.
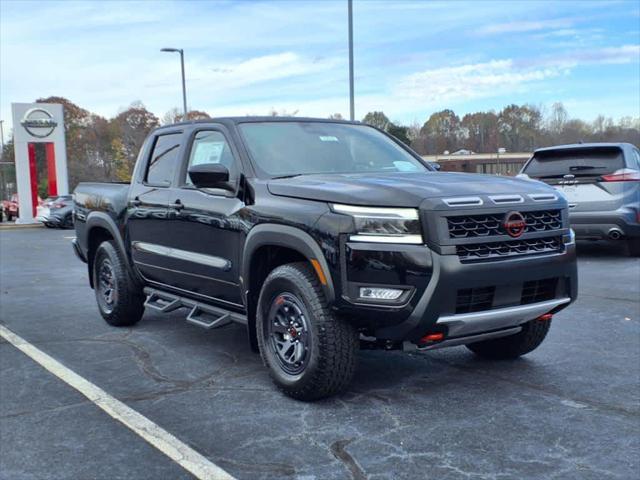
373, 241, 577, 343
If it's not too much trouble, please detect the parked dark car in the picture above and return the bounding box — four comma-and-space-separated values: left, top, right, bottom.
520, 143, 640, 256
42, 195, 74, 229
73, 117, 577, 400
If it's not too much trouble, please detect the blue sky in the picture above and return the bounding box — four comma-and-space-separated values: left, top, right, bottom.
1, 0, 639, 133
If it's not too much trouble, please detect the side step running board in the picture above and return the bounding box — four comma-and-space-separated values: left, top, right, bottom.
143, 287, 247, 329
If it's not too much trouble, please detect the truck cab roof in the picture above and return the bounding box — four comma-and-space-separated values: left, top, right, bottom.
154, 116, 361, 133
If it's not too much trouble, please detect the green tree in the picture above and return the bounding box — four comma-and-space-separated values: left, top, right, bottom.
420, 109, 461, 154
111, 138, 131, 182
111, 102, 160, 178
362, 111, 391, 130
498, 104, 542, 152
461, 111, 498, 153
387, 123, 411, 145
162, 108, 211, 124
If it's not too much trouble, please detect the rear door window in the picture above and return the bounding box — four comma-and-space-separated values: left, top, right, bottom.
523, 147, 624, 180
145, 133, 182, 186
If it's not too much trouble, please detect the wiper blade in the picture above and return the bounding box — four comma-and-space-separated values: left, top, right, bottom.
569, 165, 606, 171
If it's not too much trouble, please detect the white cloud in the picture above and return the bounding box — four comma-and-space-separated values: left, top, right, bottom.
187, 53, 339, 90
477, 18, 577, 35
396, 60, 565, 104
394, 44, 639, 107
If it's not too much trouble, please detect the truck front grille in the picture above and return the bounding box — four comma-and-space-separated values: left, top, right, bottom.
447, 210, 562, 239
456, 236, 563, 262
455, 286, 496, 314
521, 278, 558, 305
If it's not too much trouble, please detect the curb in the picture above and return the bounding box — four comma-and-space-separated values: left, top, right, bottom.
0, 223, 44, 230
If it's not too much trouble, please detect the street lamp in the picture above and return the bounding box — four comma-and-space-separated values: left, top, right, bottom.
347, 0, 355, 121
161, 48, 188, 118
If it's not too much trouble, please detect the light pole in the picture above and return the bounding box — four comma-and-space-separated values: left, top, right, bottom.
161, 48, 188, 118
348, 0, 355, 121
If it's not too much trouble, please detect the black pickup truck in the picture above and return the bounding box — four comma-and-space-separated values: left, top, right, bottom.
73, 117, 577, 400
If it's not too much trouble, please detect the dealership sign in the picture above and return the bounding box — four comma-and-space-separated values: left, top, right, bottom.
11, 102, 69, 224
20, 107, 58, 138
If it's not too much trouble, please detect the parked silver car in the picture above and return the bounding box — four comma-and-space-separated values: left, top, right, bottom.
520, 143, 640, 256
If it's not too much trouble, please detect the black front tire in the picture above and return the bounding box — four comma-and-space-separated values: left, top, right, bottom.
466, 319, 551, 359
257, 262, 358, 401
628, 238, 640, 257
93, 240, 144, 327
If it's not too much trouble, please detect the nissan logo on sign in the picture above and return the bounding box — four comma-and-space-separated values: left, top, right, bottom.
20, 108, 58, 138
503, 211, 526, 238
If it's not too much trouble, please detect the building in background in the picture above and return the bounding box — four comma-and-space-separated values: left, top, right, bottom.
422, 152, 531, 176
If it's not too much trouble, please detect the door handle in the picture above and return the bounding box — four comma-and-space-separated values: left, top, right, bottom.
130, 197, 141, 207
169, 200, 184, 211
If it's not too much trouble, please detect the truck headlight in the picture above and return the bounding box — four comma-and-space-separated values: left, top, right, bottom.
331, 204, 423, 244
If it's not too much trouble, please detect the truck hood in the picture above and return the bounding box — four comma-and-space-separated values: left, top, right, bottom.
267, 172, 554, 207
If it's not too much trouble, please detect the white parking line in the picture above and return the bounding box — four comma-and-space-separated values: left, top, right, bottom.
0, 324, 235, 480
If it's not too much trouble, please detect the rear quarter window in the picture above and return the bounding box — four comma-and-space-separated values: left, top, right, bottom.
523, 147, 624, 178
145, 133, 182, 186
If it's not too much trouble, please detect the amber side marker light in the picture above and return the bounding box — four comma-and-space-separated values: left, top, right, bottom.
419, 332, 445, 344
310, 259, 328, 286
538, 313, 553, 321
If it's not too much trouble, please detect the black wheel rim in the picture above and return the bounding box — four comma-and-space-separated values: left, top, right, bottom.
266, 293, 311, 375
97, 258, 116, 313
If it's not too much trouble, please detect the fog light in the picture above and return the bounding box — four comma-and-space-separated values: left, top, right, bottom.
359, 287, 403, 300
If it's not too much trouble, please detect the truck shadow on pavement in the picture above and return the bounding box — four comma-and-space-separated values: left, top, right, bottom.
575, 240, 634, 258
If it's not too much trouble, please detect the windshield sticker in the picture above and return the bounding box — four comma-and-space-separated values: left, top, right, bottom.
394, 161, 420, 172
319, 136, 339, 142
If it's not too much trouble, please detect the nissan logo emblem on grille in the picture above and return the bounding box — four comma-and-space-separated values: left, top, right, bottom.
503, 211, 526, 238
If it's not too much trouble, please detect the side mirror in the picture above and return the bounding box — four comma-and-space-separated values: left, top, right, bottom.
188, 163, 230, 189
515, 173, 530, 180
431, 162, 442, 171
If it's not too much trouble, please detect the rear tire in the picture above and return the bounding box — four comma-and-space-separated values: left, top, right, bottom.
466, 319, 551, 359
257, 262, 358, 401
93, 240, 144, 327
627, 238, 640, 257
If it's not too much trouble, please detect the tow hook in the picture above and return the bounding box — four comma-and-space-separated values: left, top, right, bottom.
537, 313, 553, 321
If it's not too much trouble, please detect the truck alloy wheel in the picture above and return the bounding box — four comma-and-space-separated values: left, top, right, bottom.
92, 241, 144, 327
256, 262, 358, 400
97, 258, 117, 314
266, 292, 311, 375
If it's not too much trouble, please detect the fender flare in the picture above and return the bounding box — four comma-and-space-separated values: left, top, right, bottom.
241, 224, 336, 304
85, 212, 140, 287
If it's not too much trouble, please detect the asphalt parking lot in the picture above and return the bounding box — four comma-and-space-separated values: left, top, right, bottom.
1, 227, 639, 480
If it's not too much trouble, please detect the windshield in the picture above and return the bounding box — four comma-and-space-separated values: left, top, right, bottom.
523, 147, 624, 178
239, 122, 428, 177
